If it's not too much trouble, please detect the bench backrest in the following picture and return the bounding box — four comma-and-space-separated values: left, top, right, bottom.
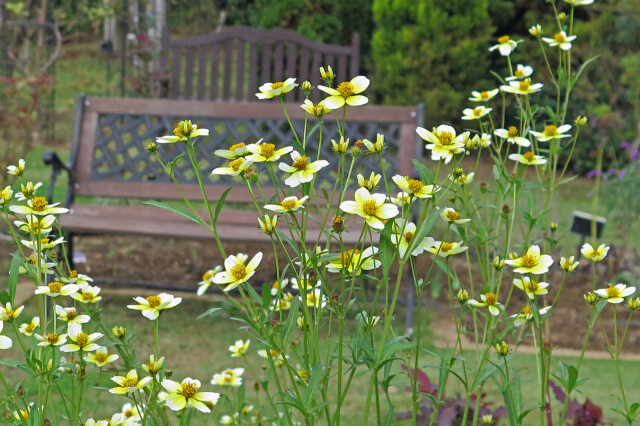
67, 95, 423, 205
159, 26, 359, 103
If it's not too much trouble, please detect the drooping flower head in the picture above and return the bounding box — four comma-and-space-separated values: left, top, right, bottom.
255, 78, 298, 99
156, 120, 209, 144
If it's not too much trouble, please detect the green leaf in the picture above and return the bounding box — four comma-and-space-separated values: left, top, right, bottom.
281, 298, 299, 344
213, 187, 233, 224
144, 200, 204, 225
412, 159, 433, 184
379, 219, 396, 279
8, 252, 20, 303
572, 55, 600, 89
197, 307, 223, 320
303, 363, 323, 408
0, 358, 22, 368
261, 283, 271, 310
0, 291, 10, 305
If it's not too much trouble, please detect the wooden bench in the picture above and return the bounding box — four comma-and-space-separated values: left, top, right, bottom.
45, 95, 423, 292
159, 25, 359, 102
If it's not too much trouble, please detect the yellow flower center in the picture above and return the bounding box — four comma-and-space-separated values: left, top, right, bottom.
544, 125, 557, 136
404, 232, 414, 243
515, 69, 525, 77
446, 210, 460, 221
31, 196, 48, 212
438, 132, 454, 146
229, 158, 244, 171
473, 107, 483, 116
281, 199, 297, 210
270, 81, 284, 90
48, 281, 62, 294
4, 308, 15, 319
230, 263, 247, 280
480, 91, 489, 99
507, 126, 518, 137
362, 199, 378, 216
181, 382, 199, 398
260, 143, 276, 158
524, 280, 540, 293
606, 286, 621, 299
522, 151, 536, 162
440, 242, 454, 252
121, 377, 138, 388
146, 295, 161, 308
407, 179, 424, 193
484, 292, 498, 305
70, 270, 78, 278
94, 352, 108, 363
553, 32, 566, 43
29, 254, 37, 265
230, 142, 245, 151
341, 249, 360, 265
307, 293, 318, 304
337, 81, 354, 97
47, 333, 59, 344
76, 332, 89, 347
520, 254, 537, 268
498, 35, 510, 44
82, 291, 94, 301
292, 156, 308, 170
519, 80, 531, 91
25, 323, 36, 333
40, 238, 50, 245
203, 271, 213, 281
173, 121, 193, 139
66, 309, 76, 320
521, 306, 533, 316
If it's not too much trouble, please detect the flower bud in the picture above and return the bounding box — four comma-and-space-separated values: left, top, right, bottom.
301, 80, 313, 95
351, 139, 363, 156
145, 142, 158, 153
112, 326, 126, 339
560, 256, 579, 272
479, 182, 487, 193
457, 289, 469, 304
558, 12, 567, 21
575, 115, 588, 127
529, 24, 542, 36
508, 252, 519, 260
449, 195, 456, 203
332, 215, 344, 233
243, 166, 258, 182
453, 167, 464, 178
584, 292, 598, 305
319, 65, 334, 83
493, 256, 505, 270
495, 340, 510, 357
549, 222, 558, 232
628, 297, 640, 311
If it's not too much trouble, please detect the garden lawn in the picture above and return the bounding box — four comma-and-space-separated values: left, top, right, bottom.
1, 292, 638, 424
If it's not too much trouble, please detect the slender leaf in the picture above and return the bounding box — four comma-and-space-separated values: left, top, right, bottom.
144, 200, 204, 225
213, 187, 233, 224
8, 252, 20, 303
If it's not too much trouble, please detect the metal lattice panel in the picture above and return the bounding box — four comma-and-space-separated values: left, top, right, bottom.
92, 113, 405, 189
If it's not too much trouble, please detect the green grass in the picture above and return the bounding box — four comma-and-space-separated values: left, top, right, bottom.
1, 294, 638, 425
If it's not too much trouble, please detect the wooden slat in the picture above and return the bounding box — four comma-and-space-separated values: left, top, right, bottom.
337, 54, 347, 83
274, 42, 284, 80
197, 45, 207, 100
261, 43, 272, 84
209, 43, 219, 99
350, 33, 360, 77
171, 47, 181, 99
310, 51, 321, 102
223, 38, 232, 100
298, 49, 309, 102
235, 39, 245, 100
184, 47, 195, 99
248, 43, 259, 100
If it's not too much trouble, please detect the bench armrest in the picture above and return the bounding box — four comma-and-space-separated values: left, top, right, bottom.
43, 151, 72, 203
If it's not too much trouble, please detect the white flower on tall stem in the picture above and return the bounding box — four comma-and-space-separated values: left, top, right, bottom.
318, 76, 370, 109
513, 277, 550, 300
500, 79, 543, 96
595, 284, 636, 304
212, 253, 263, 292
278, 151, 329, 187
339, 187, 398, 230
211, 368, 245, 387
462, 106, 492, 121
530, 124, 572, 142
255, 78, 297, 99
506, 64, 534, 81
326, 247, 380, 275
489, 35, 521, 56
494, 126, 531, 147
542, 31, 577, 50
508, 152, 547, 166
469, 89, 499, 102
416, 125, 466, 164
504, 245, 553, 274
127, 293, 182, 320
264, 196, 309, 214
390, 219, 435, 258
581, 243, 609, 263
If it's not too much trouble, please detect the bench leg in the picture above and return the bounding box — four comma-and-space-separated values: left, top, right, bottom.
66, 233, 75, 271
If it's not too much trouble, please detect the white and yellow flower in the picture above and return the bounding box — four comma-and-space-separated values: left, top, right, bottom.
508, 151, 547, 166
494, 126, 531, 147
560, 256, 580, 272
0, 186, 13, 204
303, 289, 327, 309
581, 243, 609, 263
156, 120, 209, 144
214, 142, 248, 160
0, 303, 23, 322
489, 35, 521, 56
529, 24, 542, 36
474, 133, 492, 148
60, 324, 103, 353
21, 236, 66, 252
392, 175, 437, 199
18, 316, 39, 336
14, 214, 56, 235
84, 346, 119, 367
505, 245, 554, 274
211, 158, 253, 176
511, 305, 551, 327
7, 159, 26, 176
339, 187, 399, 230
468, 292, 503, 316
469, 89, 499, 102
331, 136, 349, 154
257, 349, 288, 366
506, 64, 534, 81
390, 192, 413, 206
565, 0, 594, 6
542, 31, 577, 50
0, 322, 13, 349
10, 196, 69, 216
500, 79, 543, 96
278, 151, 329, 187
416, 125, 466, 164
35, 332, 67, 347
462, 106, 492, 121
35, 281, 79, 298
270, 278, 289, 296
212, 252, 262, 291
595, 284, 636, 304
300, 99, 331, 118
120, 403, 141, 423
245, 141, 293, 163
513, 277, 550, 300
142, 354, 165, 376
363, 133, 385, 153
452, 172, 475, 185
197, 265, 222, 296
318, 76, 369, 109
162, 377, 220, 413
56, 305, 90, 326
290, 276, 321, 292
390, 219, 435, 258
357, 172, 381, 191
127, 293, 182, 320
110, 369, 152, 394
229, 339, 250, 357
326, 247, 380, 275
264, 196, 309, 214
425, 241, 468, 257
71, 285, 102, 304
212, 368, 244, 387
530, 124, 572, 142
256, 78, 297, 99
440, 208, 471, 225
15, 181, 43, 200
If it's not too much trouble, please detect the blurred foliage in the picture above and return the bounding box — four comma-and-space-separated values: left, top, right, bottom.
370, 0, 493, 126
